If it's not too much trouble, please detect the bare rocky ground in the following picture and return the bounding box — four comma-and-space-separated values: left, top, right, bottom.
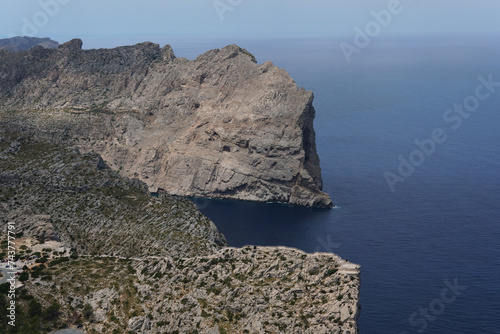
20, 247, 359, 334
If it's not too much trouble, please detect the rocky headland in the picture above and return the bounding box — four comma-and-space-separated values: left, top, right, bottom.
0, 38, 332, 207
0, 39, 359, 334
0, 134, 360, 333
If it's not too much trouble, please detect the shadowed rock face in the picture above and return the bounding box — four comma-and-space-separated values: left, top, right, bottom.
0, 38, 333, 208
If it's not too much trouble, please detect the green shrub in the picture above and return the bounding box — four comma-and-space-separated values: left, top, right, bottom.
325, 268, 338, 276
82, 304, 93, 319
19, 272, 29, 282
28, 299, 43, 317
43, 303, 61, 321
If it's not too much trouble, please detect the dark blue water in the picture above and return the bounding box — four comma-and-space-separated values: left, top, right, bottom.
177, 36, 500, 334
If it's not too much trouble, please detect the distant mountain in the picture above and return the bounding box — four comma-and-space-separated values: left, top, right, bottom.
0, 36, 59, 52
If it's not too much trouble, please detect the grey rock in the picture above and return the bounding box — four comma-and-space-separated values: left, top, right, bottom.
20, 215, 57, 242
0, 40, 332, 208
128, 316, 149, 332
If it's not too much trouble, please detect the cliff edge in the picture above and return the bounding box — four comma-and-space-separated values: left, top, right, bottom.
0, 39, 333, 207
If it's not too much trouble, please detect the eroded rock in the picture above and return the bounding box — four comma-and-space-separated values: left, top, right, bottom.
0, 40, 332, 207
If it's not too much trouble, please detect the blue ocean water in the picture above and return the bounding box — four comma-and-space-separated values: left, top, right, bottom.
175, 36, 500, 334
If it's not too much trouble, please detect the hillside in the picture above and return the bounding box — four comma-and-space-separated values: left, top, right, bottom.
0, 133, 359, 333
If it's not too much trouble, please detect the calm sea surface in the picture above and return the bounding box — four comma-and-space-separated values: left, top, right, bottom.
173, 36, 500, 334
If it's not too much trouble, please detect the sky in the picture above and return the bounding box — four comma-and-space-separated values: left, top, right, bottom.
0, 0, 499, 49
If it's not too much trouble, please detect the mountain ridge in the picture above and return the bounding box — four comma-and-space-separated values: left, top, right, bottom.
0, 38, 332, 207
0, 36, 59, 52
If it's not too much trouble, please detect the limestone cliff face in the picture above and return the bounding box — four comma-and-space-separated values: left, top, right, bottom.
0, 39, 333, 207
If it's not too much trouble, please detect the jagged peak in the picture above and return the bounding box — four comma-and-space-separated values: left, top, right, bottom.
195, 44, 257, 63
220, 44, 257, 63
58, 38, 83, 51
161, 44, 176, 61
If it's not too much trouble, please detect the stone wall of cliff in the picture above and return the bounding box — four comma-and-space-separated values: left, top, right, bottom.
0, 39, 332, 207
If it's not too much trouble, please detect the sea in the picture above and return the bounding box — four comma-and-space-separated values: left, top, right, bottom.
167, 35, 500, 334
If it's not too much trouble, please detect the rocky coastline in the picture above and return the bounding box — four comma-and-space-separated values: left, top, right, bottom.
0, 38, 359, 334
0, 39, 332, 208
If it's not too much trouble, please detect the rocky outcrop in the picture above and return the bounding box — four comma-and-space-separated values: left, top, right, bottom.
0, 39, 332, 207
17, 214, 57, 243
0, 36, 59, 52
133, 246, 360, 334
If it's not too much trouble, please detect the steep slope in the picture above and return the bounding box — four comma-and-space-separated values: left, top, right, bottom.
0, 134, 226, 258
0, 39, 332, 207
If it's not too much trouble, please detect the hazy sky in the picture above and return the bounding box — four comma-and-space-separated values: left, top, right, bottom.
1, 0, 499, 48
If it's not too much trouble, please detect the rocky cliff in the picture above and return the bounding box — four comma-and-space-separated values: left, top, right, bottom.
0, 134, 359, 333
0, 39, 332, 207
